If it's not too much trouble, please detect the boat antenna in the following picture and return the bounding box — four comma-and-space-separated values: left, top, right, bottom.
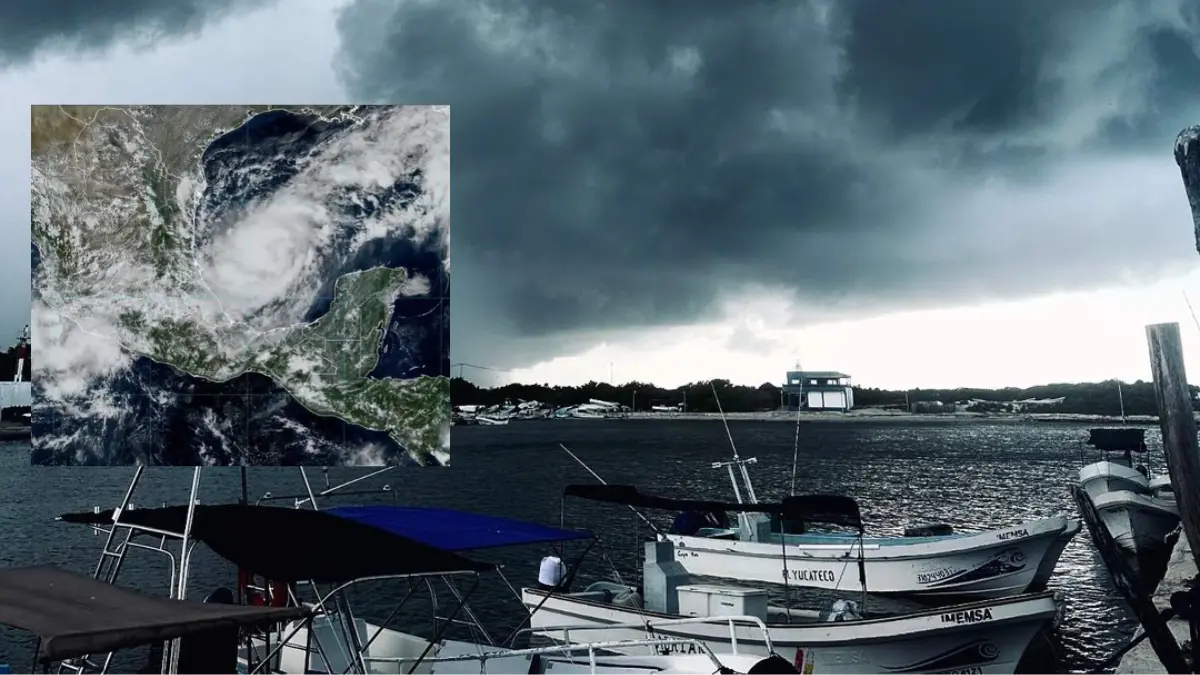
1116, 378, 1127, 426
710, 380, 758, 504
1183, 289, 1200, 335
790, 401, 802, 496
558, 443, 661, 535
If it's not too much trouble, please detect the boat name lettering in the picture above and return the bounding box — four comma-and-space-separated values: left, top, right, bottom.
945, 669, 982, 674
996, 528, 1029, 541
941, 608, 993, 624
916, 567, 959, 584
654, 641, 702, 655
782, 569, 836, 583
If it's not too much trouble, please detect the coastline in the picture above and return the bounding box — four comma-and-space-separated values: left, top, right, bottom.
618, 409, 1165, 424
1115, 533, 1196, 673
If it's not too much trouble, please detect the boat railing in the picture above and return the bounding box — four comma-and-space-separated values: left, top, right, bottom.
512, 614, 775, 655
369, 637, 733, 674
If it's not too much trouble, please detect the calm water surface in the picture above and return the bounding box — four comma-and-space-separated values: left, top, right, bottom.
0, 420, 1149, 672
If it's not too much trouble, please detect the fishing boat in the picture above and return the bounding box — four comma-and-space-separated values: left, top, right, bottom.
662, 453, 1079, 602
44, 467, 794, 675
522, 484, 1061, 674
1075, 427, 1179, 560
1077, 427, 1155, 501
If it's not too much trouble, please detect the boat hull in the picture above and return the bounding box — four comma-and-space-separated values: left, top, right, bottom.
665, 517, 1077, 601
1092, 490, 1179, 555
522, 589, 1058, 674
243, 617, 774, 674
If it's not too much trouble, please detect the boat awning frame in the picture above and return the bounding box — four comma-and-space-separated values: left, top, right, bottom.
58, 503, 496, 584
563, 484, 864, 531
0, 565, 310, 663
324, 505, 594, 551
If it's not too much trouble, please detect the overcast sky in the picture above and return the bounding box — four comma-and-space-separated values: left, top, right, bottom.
6, 0, 1200, 389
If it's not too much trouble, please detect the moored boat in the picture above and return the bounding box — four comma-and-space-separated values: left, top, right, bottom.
523, 484, 1061, 674
1075, 427, 1180, 564
662, 453, 1078, 602
47, 467, 788, 675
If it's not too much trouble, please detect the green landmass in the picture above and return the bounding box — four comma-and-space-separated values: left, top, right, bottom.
452, 377, 1200, 417
31, 105, 449, 463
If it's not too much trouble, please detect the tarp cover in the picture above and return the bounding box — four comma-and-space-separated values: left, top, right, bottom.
59, 504, 495, 583
564, 484, 864, 530
325, 506, 593, 551
1086, 427, 1147, 453
0, 566, 309, 663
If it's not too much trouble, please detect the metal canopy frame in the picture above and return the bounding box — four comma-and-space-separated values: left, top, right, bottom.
55, 466, 494, 675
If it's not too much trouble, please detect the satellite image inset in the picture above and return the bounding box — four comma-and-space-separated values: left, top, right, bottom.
30, 105, 450, 466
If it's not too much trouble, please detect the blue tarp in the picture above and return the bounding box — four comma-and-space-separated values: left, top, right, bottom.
325, 506, 593, 551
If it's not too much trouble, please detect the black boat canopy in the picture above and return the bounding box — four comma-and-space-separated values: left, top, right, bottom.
563, 484, 864, 530
1087, 427, 1147, 453
0, 565, 310, 663
58, 504, 495, 583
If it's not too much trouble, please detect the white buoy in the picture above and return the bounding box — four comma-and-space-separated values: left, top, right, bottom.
538, 555, 566, 588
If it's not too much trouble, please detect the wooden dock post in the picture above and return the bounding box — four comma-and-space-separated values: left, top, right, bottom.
1146, 322, 1200, 574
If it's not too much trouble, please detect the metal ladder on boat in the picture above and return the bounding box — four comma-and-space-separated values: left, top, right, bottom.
56, 468, 150, 675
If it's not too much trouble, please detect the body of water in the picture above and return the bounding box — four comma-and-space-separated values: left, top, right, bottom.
0, 419, 1147, 671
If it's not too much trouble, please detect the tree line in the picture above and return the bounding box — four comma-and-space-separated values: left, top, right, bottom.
451, 377, 1199, 416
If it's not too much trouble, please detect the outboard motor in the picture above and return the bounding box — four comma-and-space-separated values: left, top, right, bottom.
670, 510, 730, 536
537, 555, 568, 592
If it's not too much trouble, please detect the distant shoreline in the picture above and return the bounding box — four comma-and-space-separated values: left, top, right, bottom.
609, 409, 1165, 424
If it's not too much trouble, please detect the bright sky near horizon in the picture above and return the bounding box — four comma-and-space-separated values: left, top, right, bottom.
505, 268, 1200, 390
4, 1, 1200, 393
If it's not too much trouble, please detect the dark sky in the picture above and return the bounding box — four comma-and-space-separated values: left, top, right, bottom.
7, 0, 1200, 371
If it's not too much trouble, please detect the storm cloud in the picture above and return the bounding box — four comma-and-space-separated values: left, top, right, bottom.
5, 0, 1200, 374
334, 0, 1200, 369
0, 0, 269, 66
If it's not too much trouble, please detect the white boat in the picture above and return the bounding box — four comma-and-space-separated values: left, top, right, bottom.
660, 454, 1078, 601
1075, 428, 1180, 558
476, 415, 510, 426
48, 467, 787, 675
526, 487, 1060, 674
666, 516, 1080, 601
1076, 428, 1154, 500
252, 614, 789, 674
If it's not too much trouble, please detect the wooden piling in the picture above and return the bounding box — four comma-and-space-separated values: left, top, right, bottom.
1175, 126, 1200, 255
1146, 322, 1200, 573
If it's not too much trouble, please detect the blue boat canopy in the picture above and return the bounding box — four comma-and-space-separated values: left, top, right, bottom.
325, 506, 594, 551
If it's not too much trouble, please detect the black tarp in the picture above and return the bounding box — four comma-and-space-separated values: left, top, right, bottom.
0, 566, 310, 663
1087, 427, 1147, 453
59, 504, 495, 583
563, 484, 864, 530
